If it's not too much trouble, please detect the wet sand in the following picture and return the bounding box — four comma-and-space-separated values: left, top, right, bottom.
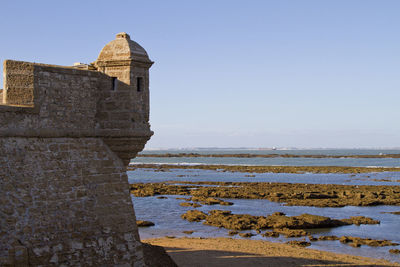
143, 237, 399, 267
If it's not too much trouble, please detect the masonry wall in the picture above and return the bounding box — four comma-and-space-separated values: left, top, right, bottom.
1, 60, 105, 135
3, 60, 34, 106
0, 60, 152, 266
1, 60, 152, 138
0, 137, 144, 266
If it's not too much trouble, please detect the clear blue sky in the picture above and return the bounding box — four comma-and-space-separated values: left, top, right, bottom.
1, 0, 399, 148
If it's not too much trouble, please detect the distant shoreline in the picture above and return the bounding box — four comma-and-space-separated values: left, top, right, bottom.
137, 153, 400, 158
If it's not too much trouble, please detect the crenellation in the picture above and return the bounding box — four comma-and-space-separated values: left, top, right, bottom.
0, 33, 153, 266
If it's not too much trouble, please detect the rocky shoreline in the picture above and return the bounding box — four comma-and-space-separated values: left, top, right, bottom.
128, 163, 400, 174
132, 167, 400, 264
181, 209, 378, 231
130, 181, 400, 207
178, 209, 400, 248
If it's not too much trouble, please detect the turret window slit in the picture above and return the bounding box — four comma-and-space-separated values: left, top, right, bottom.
137, 77, 143, 92
111, 77, 118, 91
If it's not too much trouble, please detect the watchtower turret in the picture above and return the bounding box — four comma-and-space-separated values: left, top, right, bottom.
93, 33, 154, 165
95, 32, 153, 121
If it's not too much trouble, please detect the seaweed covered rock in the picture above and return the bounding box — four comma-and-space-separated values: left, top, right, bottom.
130, 181, 400, 207
239, 232, 255, 238
339, 236, 399, 247
274, 228, 308, 237
179, 202, 202, 208
263, 231, 279, 238
389, 249, 400, 254
191, 196, 233, 206
204, 210, 260, 230
181, 210, 376, 232
286, 241, 311, 247
317, 235, 340, 241
181, 210, 207, 222
265, 213, 347, 229
340, 216, 380, 225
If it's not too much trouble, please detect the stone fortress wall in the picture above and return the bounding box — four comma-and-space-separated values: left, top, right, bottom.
0, 33, 153, 266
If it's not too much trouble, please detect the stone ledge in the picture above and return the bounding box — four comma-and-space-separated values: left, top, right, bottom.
0, 104, 38, 113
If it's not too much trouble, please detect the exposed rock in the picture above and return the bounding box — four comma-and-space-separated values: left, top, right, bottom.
317, 236, 340, 241
265, 213, 347, 229
381, 211, 400, 215
308, 236, 318, 242
176, 197, 192, 201
262, 231, 279, 238
349, 242, 361, 248
239, 232, 254, 238
157, 196, 168, 199
130, 181, 400, 207
181, 210, 374, 233
137, 220, 155, 227
389, 249, 400, 254
182, 231, 194, 235
340, 216, 380, 225
180, 210, 207, 222
286, 241, 311, 247
203, 210, 260, 230
191, 196, 233, 206
179, 202, 201, 208
274, 228, 308, 238
130, 183, 192, 197
339, 236, 399, 247
228, 230, 238, 236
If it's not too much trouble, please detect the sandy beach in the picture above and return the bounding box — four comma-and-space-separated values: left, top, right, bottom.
144, 237, 399, 267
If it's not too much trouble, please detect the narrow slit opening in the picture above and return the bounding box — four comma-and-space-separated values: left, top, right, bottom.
137, 77, 143, 92
111, 77, 117, 91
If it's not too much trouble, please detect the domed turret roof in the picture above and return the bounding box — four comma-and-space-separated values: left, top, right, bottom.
96, 32, 151, 63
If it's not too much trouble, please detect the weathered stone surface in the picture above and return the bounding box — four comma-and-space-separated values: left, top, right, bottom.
0, 33, 153, 266
0, 138, 145, 266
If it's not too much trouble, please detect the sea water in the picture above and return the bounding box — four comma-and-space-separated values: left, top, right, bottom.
135, 149, 400, 167
129, 149, 400, 263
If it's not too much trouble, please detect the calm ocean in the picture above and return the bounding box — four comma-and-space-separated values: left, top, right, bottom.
129, 149, 400, 263
134, 148, 400, 167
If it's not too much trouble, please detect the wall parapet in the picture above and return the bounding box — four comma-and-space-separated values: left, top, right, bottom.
0, 57, 153, 165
